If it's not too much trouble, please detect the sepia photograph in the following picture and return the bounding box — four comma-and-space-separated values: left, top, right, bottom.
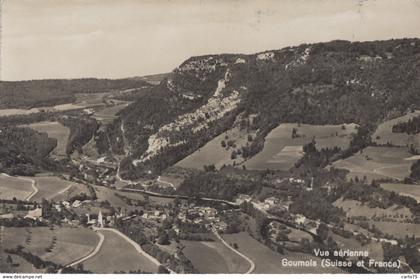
0, 0, 420, 277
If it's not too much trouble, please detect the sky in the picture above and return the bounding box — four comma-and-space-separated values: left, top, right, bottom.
1, 0, 420, 81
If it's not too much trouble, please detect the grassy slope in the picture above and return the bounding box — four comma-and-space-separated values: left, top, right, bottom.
83, 230, 158, 273
332, 146, 412, 181
182, 239, 250, 273
371, 221, 420, 238
31, 177, 73, 202
2, 227, 99, 266
334, 198, 412, 220
222, 232, 343, 274
176, 127, 254, 170
380, 183, 420, 202
0, 174, 33, 200
245, 123, 357, 170
373, 110, 420, 147
329, 232, 384, 262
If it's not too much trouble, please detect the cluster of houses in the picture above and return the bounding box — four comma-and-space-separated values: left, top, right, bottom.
176, 204, 228, 231
54, 199, 89, 212
77, 159, 116, 187
142, 210, 167, 221
236, 194, 290, 212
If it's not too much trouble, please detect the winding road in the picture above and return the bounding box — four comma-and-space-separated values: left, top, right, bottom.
212, 228, 255, 274
22, 178, 38, 201
116, 163, 133, 185
65, 230, 105, 268
0, 173, 38, 201
64, 227, 176, 274
96, 228, 176, 273
3, 174, 38, 201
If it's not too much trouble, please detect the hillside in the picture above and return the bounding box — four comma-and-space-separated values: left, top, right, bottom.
0, 78, 151, 109
0, 126, 57, 175
90, 39, 420, 178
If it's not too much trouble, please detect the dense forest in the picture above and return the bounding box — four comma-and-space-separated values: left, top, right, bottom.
0, 127, 57, 175
176, 170, 263, 201
58, 116, 98, 154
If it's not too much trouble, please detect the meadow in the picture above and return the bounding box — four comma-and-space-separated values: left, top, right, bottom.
181, 239, 250, 273
83, 230, 158, 273
329, 232, 384, 262
92, 102, 131, 123
244, 123, 357, 170
0, 174, 34, 200
2, 227, 99, 266
371, 221, 420, 239
334, 198, 412, 220
372, 110, 420, 147
51, 181, 91, 202
94, 186, 147, 212
74, 92, 108, 107
22, 122, 70, 157
176, 127, 254, 170
222, 232, 343, 273
380, 183, 420, 202
31, 176, 76, 202
332, 146, 413, 181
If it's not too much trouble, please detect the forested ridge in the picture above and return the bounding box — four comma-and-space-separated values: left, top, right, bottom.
102, 38, 420, 178
3, 39, 420, 179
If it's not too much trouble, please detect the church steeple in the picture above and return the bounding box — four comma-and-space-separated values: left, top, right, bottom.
98, 210, 104, 228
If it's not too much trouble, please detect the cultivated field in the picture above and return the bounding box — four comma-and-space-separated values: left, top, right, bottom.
22, 121, 70, 157
244, 123, 357, 170
31, 176, 77, 202
2, 227, 100, 266
0, 174, 34, 200
334, 198, 413, 220
222, 232, 343, 273
373, 110, 420, 147
83, 230, 158, 273
380, 183, 420, 202
176, 127, 254, 170
332, 146, 412, 181
182, 239, 250, 273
